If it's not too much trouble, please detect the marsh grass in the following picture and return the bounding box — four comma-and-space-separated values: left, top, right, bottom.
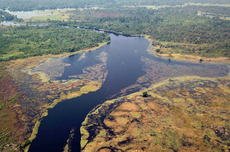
81, 76, 230, 151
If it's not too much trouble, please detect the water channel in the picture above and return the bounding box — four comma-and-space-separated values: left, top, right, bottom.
3, 9, 229, 152
29, 33, 229, 152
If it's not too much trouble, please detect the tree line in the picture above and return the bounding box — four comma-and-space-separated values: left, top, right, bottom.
0, 0, 229, 11
65, 7, 230, 58
0, 10, 20, 22
0, 25, 110, 61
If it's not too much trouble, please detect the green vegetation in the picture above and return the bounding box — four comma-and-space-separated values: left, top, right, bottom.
0, 25, 110, 61
0, 22, 109, 151
142, 91, 147, 97
0, 1, 229, 151
21, 140, 31, 148
66, 7, 230, 58
0, 10, 21, 22
29, 121, 41, 141
0, 0, 230, 11
195, 5, 230, 17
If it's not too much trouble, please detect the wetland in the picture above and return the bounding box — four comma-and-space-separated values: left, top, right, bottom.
0, 2, 230, 152
0, 9, 230, 151
26, 33, 229, 151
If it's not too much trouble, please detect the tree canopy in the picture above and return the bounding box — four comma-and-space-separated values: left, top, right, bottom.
0, 25, 110, 61
65, 7, 230, 58
0, 0, 229, 11
0, 10, 19, 22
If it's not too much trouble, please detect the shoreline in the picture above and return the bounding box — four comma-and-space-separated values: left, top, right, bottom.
7, 40, 110, 69
80, 74, 230, 151
22, 40, 109, 151
4, 30, 228, 151
25, 81, 102, 152
3, 20, 228, 64
4, 40, 109, 152
144, 35, 230, 64
25, 34, 229, 151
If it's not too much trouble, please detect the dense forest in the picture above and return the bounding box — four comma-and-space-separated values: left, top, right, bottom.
0, 0, 230, 11
0, 25, 110, 61
64, 7, 230, 58
0, 10, 19, 22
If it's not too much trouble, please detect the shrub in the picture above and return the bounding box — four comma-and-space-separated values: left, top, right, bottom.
155, 49, 161, 53
143, 91, 148, 97
203, 135, 210, 143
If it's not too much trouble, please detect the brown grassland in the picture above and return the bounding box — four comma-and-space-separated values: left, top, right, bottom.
81, 76, 230, 152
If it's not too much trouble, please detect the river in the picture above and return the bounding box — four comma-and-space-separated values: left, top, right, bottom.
29, 33, 229, 152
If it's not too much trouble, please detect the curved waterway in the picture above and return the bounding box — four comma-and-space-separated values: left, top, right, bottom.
29, 33, 229, 152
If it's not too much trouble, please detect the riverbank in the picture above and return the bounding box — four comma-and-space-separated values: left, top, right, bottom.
144, 35, 230, 64
20, 49, 108, 151
0, 39, 109, 151
24, 80, 101, 152
81, 74, 230, 151
58, 25, 230, 64
4, 10, 229, 64
27, 32, 230, 152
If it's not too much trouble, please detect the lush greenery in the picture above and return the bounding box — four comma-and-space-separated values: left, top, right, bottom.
0, 0, 230, 11
0, 25, 110, 61
0, 0, 108, 11
0, 10, 20, 22
64, 7, 230, 58
142, 91, 148, 97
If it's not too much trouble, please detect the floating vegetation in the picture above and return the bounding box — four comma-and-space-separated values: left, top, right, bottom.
81, 76, 230, 152
3, 52, 109, 150
26, 56, 69, 82
112, 56, 229, 97
69, 51, 108, 83
78, 53, 86, 62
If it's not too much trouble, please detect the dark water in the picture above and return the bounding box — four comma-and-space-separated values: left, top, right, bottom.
29, 34, 229, 152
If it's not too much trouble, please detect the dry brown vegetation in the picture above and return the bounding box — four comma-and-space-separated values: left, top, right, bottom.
0, 51, 108, 151
81, 77, 230, 152
0, 63, 26, 151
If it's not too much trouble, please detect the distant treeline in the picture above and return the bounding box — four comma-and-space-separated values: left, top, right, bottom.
0, 0, 229, 11
190, 6, 230, 17
65, 7, 230, 58
0, 10, 21, 22
0, 25, 110, 61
